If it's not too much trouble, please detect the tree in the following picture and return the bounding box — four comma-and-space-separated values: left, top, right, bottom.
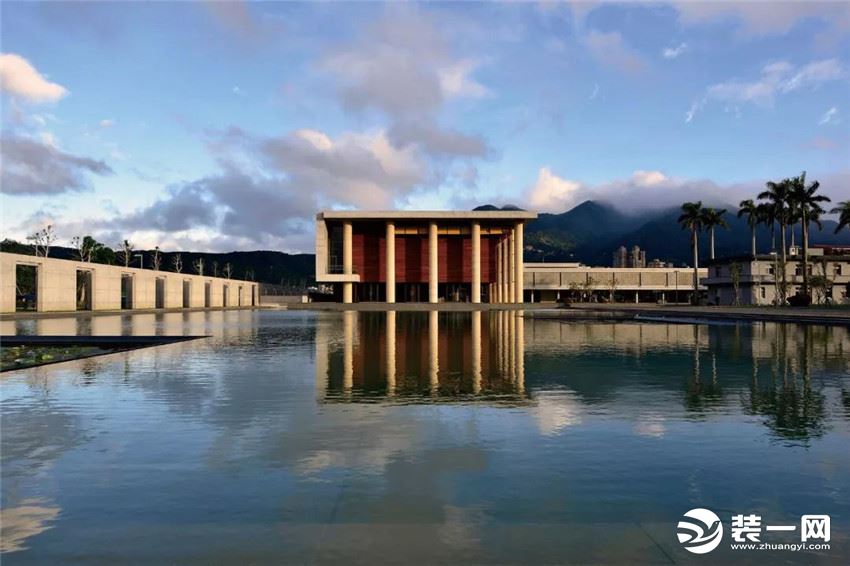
212, 261, 219, 277
172, 253, 183, 273
678, 201, 703, 304
71, 235, 104, 263
117, 239, 134, 268
737, 199, 760, 256
27, 224, 57, 257
809, 259, 832, 305
758, 179, 793, 304
193, 257, 205, 276
832, 201, 850, 234
730, 262, 742, 306
788, 171, 830, 298
223, 262, 233, 279
757, 201, 777, 251
152, 246, 162, 271
701, 207, 728, 260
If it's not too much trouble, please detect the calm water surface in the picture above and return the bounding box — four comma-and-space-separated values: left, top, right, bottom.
1, 310, 849, 564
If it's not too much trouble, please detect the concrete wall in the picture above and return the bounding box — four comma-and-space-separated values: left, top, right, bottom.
1, 252, 259, 314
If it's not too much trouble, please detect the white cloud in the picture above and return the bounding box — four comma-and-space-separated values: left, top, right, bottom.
583, 30, 646, 74
523, 167, 803, 214
686, 58, 845, 122
0, 53, 68, 103
99, 119, 114, 129
527, 167, 583, 212
438, 59, 489, 99
819, 106, 839, 125
662, 42, 688, 59
672, 1, 850, 36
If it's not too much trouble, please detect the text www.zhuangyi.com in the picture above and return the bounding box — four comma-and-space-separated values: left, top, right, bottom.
729, 543, 831, 552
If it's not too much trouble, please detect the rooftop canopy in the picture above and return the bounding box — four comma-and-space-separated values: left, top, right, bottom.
317, 210, 537, 221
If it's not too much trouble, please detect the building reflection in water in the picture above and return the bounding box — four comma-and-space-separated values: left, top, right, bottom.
317, 311, 527, 404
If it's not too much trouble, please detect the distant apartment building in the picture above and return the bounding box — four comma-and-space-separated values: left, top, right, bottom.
613, 245, 646, 268
702, 246, 850, 305
647, 258, 673, 268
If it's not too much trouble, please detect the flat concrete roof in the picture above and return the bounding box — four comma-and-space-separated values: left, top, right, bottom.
318, 210, 537, 221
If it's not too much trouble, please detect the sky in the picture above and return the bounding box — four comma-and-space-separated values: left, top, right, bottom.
1, 1, 849, 253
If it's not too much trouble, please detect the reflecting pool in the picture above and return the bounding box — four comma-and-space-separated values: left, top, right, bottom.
2, 310, 849, 563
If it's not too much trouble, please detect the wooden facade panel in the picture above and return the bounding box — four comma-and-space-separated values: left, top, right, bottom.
350, 224, 511, 284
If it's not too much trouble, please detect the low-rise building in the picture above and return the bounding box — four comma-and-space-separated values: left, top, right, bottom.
702, 248, 850, 305
524, 263, 707, 303
1, 252, 259, 314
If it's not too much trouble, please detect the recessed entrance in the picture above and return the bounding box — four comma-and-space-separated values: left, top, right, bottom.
183, 280, 191, 308
223, 285, 229, 307
76, 270, 92, 310
15, 265, 37, 312
155, 278, 165, 309
205, 282, 211, 307
121, 274, 134, 310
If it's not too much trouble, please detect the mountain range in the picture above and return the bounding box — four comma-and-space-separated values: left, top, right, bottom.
524, 200, 850, 266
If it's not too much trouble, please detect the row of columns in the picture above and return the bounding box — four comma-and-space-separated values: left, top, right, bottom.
340, 220, 525, 304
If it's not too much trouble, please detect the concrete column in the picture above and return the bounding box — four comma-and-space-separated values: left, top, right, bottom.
342, 221, 353, 304
385, 221, 396, 303
428, 222, 439, 304
505, 230, 516, 303
495, 239, 502, 303
514, 222, 524, 303
471, 222, 481, 304
500, 234, 508, 303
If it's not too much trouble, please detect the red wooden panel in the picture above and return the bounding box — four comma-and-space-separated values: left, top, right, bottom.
439, 236, 465, 282
396, 235, 426, 283
353, 224, 385, 282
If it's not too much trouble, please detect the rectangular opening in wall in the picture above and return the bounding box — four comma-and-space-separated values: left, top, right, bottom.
251, 286, 256, 306
238, 286, 243, 306
183, 280, 191, 308
155, 278, 165, 309
76, 270, 92, 310
223, 285, 229, 307
205, 282, 211, 307
121, 275, 134, 309
15, 265, 37, 312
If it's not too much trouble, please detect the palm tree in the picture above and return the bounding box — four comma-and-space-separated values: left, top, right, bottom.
788, 172, 830, 297
738, 199, 760, 256
678, 201, 703, 304
757, 201, 777, 251
832, 201, 850, 233
701, 207, 728, 260
759, 179, 793, 303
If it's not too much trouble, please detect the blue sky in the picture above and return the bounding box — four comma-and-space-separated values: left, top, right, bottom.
2, 1, 848, 252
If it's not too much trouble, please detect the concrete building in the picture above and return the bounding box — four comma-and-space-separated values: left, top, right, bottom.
702, 248, 850, 305
613, 245, 647, 268
315, 210, 537, 304
524, 262, 707, 303
1, 252, 259, 314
